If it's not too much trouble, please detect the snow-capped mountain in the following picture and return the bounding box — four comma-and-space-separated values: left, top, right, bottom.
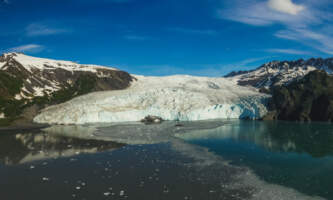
225, 58, 333, 88
6, 53, 331, 126
34, 75, 270, 124
0, 53, 132, 99
0, 53, 133, 126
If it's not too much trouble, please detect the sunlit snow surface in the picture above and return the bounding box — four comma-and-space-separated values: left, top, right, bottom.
4, 53, 118, 73
39, 121, 324, 200
34, 75, 269, 124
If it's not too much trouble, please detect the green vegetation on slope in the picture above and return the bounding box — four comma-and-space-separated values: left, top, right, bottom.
0, 71, 23, 97
0, 74, 99, 126
49, 74, 97, 104
0, 71, 25, 125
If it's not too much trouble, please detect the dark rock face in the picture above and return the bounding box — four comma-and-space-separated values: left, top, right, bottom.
141, 116, 164, 124
264, 70, 333, 122
0, 53, 133, 126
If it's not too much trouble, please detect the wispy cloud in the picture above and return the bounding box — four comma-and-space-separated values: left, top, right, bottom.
74, 0, 132, 3
275, 28, 333, 54
238, 57, 270, 66
124, 57, 270, 77
124, 35, 152, 41
219, 0, 319, 27
1, 0, 10, 4
220, 56, 273, 74
265, 48, 311, 55
219, 0, 333, 55
109, 0, 131, 2
168, 27, 218, 36
26, 23, 70, 37
7, 44, 45, 53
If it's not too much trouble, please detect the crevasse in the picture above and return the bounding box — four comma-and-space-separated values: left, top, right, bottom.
34, 75, 270, 124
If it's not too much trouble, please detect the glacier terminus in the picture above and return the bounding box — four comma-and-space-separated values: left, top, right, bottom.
34, 74, 270, 124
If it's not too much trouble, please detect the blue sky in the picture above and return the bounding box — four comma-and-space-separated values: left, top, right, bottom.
1, 0, 333, 76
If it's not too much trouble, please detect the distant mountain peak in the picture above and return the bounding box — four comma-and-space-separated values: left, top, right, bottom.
225, 57, 333, 89
1, 53, 119, 72
0, 53, 133, 126
0, 53, 130, 98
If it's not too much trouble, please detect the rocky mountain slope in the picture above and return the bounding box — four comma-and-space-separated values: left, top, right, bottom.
225, 58, 333, 89
225, 57, 333, 122
264, 70, 333, 122
0, 53, 133, 126
4, 53, 333, 125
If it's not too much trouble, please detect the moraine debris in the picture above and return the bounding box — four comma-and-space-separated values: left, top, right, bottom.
140, 115, 164, 125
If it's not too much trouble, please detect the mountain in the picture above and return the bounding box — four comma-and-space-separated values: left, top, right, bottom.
225, 58, 333, 89
5, 54, 333, 126
34, 75, 270, 125
0, 53, 133, 126
264, 70, 333, 122
225, 57, 333, 122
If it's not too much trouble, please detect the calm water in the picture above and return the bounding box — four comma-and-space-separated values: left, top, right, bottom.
0, 120, 332, 200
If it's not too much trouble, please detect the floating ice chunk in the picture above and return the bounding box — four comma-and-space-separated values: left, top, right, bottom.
104, 192, 111, 196
42, 177, 49, 181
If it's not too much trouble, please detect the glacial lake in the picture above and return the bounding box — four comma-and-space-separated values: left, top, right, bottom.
0, 120, 332, 200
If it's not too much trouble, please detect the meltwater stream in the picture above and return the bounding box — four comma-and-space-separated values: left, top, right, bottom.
0, 120, 332, 200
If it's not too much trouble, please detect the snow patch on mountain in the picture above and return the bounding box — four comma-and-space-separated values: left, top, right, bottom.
4, 53, 117, 73
0, 53, 131, 101
227, 63, 317, 88
225, 58, 333, 88
34, 75, 270, 124
0, 61, 6, 69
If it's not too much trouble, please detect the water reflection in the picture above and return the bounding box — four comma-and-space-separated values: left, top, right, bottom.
0, 121, 330, 200
0, 131, 124, 165
177, 121, 333, 158
177, 121, 333, 200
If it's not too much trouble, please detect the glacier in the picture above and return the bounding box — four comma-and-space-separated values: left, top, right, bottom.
34, 75, 270, 124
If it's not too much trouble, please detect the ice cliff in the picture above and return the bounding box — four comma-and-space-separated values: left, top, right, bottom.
34, 75, 270, 124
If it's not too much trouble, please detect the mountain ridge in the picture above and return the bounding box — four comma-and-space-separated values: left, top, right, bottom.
0, 52, 133, 126
2, 53, 333, 126
225, 57, 333, 89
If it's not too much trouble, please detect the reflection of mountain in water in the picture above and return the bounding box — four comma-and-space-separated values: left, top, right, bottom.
0, 121, 327, 200
177, 121, 333, 158
0, 132, 124, 165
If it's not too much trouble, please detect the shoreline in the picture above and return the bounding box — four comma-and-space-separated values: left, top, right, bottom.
0, 123, 50, 133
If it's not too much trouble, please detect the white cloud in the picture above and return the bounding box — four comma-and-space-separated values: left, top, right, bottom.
8, 44, 44, 53
268, 0, 305, 15
265, 48, 311, 55
219, 0, 333, 55
26, 23, 69, 36
219, 0, 317, 27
